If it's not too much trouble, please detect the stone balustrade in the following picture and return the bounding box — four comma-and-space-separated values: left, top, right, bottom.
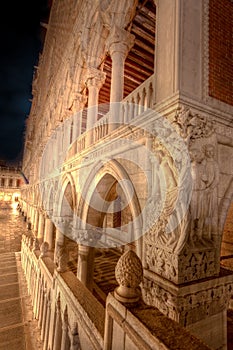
66, 74, 155, 161
20, 237, 212, 350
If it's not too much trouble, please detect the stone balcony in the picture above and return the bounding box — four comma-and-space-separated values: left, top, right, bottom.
66, 74, 155, 160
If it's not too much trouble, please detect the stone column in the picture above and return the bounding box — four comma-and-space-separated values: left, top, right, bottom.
64, 118, 72, 150
38, 211, 45, 241
43, 298, 51, 350
72, 93, 87, 141
54, 227, 65, 264
41, 291, 48, 341
85, 68, 106, 144
38, 285, 45, 329
33, 271, 41, 318
34, 209, 39, 234
30, 206, 35, 230
44, 216, 55, 250
61, 310, 70, 350
155, 0, 204, 103
69, 325, 81, 350
53, 298, 62, 350
77, 245, 95, 291
106, 26, 135, 127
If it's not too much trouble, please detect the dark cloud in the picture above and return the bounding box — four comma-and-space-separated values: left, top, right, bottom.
0, 0, 50, 163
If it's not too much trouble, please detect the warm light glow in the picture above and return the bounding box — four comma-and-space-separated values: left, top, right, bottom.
13, 192, 20, 201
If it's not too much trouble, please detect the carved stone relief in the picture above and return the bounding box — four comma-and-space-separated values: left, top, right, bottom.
142, 277, 233, 326
144, 106, 220, 283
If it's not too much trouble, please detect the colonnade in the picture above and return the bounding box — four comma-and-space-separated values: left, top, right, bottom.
18, 201, 96, 294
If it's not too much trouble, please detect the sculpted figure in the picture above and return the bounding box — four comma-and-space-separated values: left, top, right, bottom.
203, 144, 219, 238
40, 241, 49, 257
189, 147, 208, 243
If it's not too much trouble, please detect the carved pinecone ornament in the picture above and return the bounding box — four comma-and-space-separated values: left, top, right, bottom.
115, 250, 143, 288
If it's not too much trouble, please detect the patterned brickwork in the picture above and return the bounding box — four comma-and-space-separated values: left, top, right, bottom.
209, 0, 233, 105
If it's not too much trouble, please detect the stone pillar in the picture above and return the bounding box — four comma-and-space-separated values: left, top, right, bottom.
38, 211, 45, 241
106, 26, 135, 126
85, 68, 106, 143
69, 325, 81, 350
155, 0, 204, 103
38, 285, 45, 329
54, 227, 65, 263
61, 310, 70, 350
72, 93, 87, 141
44, 216, 54, 250
33, 271, 41, 318
53, 298, 62, 350
34, 209, 39, 234
43, 298, 51, 350
77, 245, 95, 291
41, 291, 48, 341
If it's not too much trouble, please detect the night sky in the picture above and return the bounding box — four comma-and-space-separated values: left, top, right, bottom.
0, 1, 50, 164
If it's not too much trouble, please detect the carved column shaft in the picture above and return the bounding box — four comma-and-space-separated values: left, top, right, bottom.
33, 208, 38, 231
43, 300, 51, 350
61, 323, 70, 350
107, 27, 135, 126
33, 274, 41, 318
77, 245, 95, 291
44, 217, 54, 250
41, 292, 48, 341
54, 228, 65, 263
38, 211, 45, 240
38, 285, 45, 329
86, 68, 106, 131
53, 307, 62, 350
72, 93, 87, 141
69, 327, 80, 350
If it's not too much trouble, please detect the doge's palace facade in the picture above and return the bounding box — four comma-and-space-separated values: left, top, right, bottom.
20, 1, 233, 349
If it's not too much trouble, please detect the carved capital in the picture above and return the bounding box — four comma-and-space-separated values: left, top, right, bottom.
85, 68, 106, 90
40, 241, 49, 258
106, 26, 135, 59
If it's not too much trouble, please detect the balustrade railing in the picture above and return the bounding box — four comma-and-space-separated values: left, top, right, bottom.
66, 74, 155, 160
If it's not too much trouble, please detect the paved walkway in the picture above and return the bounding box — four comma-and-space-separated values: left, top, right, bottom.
0, 205, 43, 350
0, 252, 43, 350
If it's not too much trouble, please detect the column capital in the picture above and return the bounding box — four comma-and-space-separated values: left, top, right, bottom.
85, 67, 106, 90
106, 26, 135, 58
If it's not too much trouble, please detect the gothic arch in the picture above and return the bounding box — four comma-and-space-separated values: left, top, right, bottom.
77, 159, 143, 256
54, 172, 76, 218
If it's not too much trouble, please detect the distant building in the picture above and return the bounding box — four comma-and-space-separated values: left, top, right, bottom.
0, 164, 22, 202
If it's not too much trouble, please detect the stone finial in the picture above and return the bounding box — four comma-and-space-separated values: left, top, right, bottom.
32, 237, 40, 251
56, 245, 68, 273
114, 249, 143, 304
40, 241, 49, 258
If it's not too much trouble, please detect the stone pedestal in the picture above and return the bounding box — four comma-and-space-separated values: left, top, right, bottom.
142, 268, 233, 350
